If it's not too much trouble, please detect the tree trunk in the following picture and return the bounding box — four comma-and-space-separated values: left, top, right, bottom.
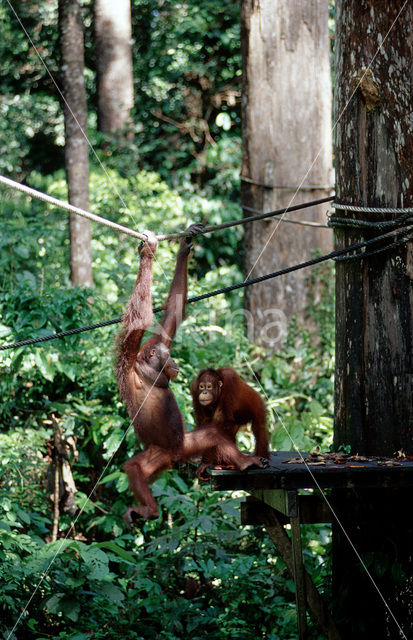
59, 0, 93, 287
333, 1, 413, 637
241, 0, 332, 348
334, 1, 413, 460
94, 0, 134, 134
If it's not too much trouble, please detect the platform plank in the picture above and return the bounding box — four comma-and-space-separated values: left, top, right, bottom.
209, 451, 413, 491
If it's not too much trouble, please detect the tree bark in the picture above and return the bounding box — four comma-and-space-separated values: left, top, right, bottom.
94, 0, 134, 134
333, 2, 413, 637
59, 0, 93, 287
241, 0, 333, 348
334, 0, 413, 457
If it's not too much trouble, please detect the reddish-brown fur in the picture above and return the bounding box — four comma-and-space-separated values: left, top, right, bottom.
116, 230, 266, 524
190, 368, 270, 477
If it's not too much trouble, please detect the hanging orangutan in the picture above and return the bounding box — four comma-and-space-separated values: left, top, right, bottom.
116, 228, 267, 525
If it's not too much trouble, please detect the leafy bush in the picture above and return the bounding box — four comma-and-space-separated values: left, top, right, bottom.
1, 455, 329, 640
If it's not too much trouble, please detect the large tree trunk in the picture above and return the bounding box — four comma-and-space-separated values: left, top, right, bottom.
334, 1, 413, 456
94, 0, 134, 134
333, 2, 413, 637
241, 0, 332, 348
59, 0, 93, 287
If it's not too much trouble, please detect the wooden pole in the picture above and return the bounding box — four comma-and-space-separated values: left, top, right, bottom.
259, 505, 342, 639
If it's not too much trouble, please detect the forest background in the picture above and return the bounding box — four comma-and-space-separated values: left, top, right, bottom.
0, 1, 335, 638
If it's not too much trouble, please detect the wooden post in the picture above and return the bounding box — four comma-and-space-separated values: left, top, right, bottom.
290, 516, 308, 638
257, 503, 342, 640
333, 1, 413, 637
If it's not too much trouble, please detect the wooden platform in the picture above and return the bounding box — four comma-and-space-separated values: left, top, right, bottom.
208, 451, 413, 639
209, 450, 413, 491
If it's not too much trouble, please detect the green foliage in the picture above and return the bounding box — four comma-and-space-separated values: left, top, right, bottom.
130, 0, 242, 183
0, 427, 50, 534
1, 449, 329, 639
0, 2, 63, 177
0, 3, 337, 638
1, 0, 242, 184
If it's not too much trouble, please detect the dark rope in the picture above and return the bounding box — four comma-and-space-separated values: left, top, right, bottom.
158, 195, 335, 239
333, 231, 412, 261
329, 213, 412, 231
1, 225, 412, 353
240, 195, 334, 220
0, 318, 123, 351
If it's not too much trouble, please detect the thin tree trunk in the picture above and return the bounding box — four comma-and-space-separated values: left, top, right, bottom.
241, 0, 333, 348
333, 1, 413, 637
59, 0, 93, 287
94, 0, 134, 134
51, 460, 60, 542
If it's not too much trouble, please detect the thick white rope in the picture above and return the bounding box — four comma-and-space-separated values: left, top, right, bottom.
0, 174, 147, 241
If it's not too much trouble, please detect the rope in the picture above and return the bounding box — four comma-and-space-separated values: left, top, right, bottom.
241, 176, 333, 191
329, 204, 413, 247
157, 196, 333, 240
241, 198, 333, 219
332, 202, 413, 215
0, 174, 148, 242
334, 230, 413, 261
2, 224, 412, 353
158, 196, 335, 239
329, 213, 412, 231
0, 318, 123, 351
277, 218, 329, 228
1, 173, 333, 242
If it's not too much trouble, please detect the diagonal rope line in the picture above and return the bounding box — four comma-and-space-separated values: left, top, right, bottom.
6, 359, 170, 640
245, 0, 409, 281
0, 174, 148, 241
244, 360, 408, 640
